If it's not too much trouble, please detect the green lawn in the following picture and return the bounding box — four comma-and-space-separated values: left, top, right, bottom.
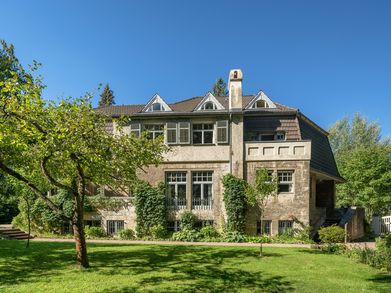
0, 240, 390, 292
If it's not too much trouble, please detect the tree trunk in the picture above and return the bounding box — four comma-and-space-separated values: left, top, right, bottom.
26, 197, 31, 249
72, 199, 89, 268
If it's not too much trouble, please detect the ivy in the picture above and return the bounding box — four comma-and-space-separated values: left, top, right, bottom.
133, 181, 167, 237
221, 174, 247, 233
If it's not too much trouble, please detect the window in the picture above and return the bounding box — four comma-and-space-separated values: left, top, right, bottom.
129, 123, 141, 137
201, 101, 217, 110
192, 171, 213, 209
216, 120, 228, 144
151, 102, 163, 111
107, 220, 124, 235
166, 172, 187, 209
84, 220, 101, 227
275, 132, 285, 140
195, 220, 214, 229
278, 171, 294, 193
179, 122, 190, 144
251, 100, 269, 109
144, 124, 164, 140
192, 124, 214, 144
278, 220, 293, 235
256, 220, 272, 235
166, 122, 177, 144
167, 221, 180, 232
245, 132, 275, 141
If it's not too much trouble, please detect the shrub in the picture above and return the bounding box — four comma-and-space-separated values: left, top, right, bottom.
150, 224, 167, 239
179, 211, 197, 230
245, 235, 271, 243
318, 225, 345, 244
222, 174, 247, 233
199, 225, 220, 241
172, 229, 200, 242
134, 181, 166, 237
118, 229, 135, 240
223, 231, 246, 243
85, 226, 106, 238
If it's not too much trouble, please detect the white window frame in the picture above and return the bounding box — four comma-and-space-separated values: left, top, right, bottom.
178, 122, 190, 144
144, 124, 164, 140
129, 123, 141, 137
166, 172, 187, 209
107, 220, 124, 235
275, 132, 285, 141
216, 120, 228, 144
192, 123, 214, 144
191, 171, 213, 209
166, 122, 177, 144
278, 220, 293, 235
277, 171, 294, 193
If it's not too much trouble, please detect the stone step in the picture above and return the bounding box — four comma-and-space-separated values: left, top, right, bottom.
0, 225, 33, 240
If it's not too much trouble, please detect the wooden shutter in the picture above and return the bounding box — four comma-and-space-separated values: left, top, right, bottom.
129, 123, 141, 137
166, 122, 177, 144
178, 122, 190, 144
216, 120, 228, 144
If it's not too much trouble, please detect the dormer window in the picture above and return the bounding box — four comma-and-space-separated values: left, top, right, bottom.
252, 100, 269, 109
246, 91, 277, 110
201, 101, 217, 110
151, 103, 163, 112
142, 94, 172, 113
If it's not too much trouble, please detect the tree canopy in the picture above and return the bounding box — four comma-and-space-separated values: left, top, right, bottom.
98, 83, 115, 107
211, 78, 228, 96
0, 40, 167, 267
329, 114, 391, 216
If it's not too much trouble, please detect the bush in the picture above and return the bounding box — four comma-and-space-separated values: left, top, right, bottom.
223, 231, 246, 243
199, 225, 220, 241
179, 211, 197, 230
118, 229, 135, 240
245, 235, 271, 243
85, 226, 106, 238
172, 229, 200, 242
318, 225, 345, 244
150, 224, 167, 239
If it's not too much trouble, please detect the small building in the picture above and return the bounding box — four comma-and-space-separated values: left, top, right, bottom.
89, 69, 347, 237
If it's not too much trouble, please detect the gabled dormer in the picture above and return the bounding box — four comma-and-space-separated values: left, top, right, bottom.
142, 94, 172, 112
194, 92, 225, 111
245, 91, 277, 110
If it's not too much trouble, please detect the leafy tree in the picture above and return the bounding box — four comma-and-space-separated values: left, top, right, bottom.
329, 114, 391, 216
211, 78, 228, 96
0, 174, 19, 224
98, 83, 115, 107
245, 168, 278, 257
0, 40, 167, 267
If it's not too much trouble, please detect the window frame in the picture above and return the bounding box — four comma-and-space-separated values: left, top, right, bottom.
278, 220, 293, 235
191, 171, 213, 209
277, 170, 294, 193
256, 220, 272, 235
192, 123, 214, 144
166, 172, 187, 209
216, 120, 228, 144
144, 124, 164, 140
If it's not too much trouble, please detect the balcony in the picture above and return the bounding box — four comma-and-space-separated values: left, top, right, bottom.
192, 198, 213, 210
245, 141, 311, 161
167, 197, 187, 210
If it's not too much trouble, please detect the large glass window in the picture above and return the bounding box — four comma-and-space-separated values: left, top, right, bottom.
278, 220, 293, 235
166, 172, 187, 209
192, 171, 213, 209
256, 220, 272, 235
107, 220, 124, 235
277, 171, 294, 193
192, 124, 214, 144
144, 124, 164, 140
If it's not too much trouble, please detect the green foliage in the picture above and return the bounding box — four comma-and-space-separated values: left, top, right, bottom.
172, 229, 200, 242
245, 235, 271, 243
179, 211, 197, 230
0, 174, 19, 222
318, 225, 346, 244
150, 224, 167, 239
134, 181, 166, 237
98, 83, 115, 107
211, 77, 227, 96
329, 114, 391, 215
199, 225, 219, 240
221, 174, 247, 233
85, 226, 106, 238
223, 231, 246, 243
118, 229, 135, 240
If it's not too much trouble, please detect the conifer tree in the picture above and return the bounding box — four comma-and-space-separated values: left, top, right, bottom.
98, 84, 115, 107
212, 78, 228, 96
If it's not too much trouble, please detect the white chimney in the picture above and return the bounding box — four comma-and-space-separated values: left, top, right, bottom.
228, 69, 243, 110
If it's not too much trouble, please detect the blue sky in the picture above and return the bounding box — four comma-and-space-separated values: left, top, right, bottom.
1, 0, 390, 136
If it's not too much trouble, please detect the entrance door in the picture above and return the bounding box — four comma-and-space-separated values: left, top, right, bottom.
107, 220, 124, 235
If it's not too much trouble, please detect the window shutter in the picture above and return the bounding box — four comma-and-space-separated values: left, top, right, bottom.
129, 123, 141, 137
166, 122, 177, 144
216, 120, 228, 144
178, 122, 190, 144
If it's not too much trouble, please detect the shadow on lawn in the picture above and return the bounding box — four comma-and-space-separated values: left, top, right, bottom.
0, 241, 293, 292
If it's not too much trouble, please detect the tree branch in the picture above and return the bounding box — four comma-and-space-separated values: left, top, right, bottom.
0, 160, 71, 221
41, 156, 75, 194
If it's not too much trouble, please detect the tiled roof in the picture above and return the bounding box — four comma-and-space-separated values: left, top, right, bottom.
95, 94, 296, 116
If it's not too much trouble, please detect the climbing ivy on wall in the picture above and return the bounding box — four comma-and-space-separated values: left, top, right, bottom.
133, 181, 167, 237
221, 174, 247, 233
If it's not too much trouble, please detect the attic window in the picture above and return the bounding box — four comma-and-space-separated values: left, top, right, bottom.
201, 101, 217, 110
151, 103, 163, 112
252, 100, 269, 109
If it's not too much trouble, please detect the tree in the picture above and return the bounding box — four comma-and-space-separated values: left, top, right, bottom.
211, 78, 228, 96
328, 114, 391, 216
98, 84, 115, 107
0, 174, 19, 224
245, 168, 278, 257
0, 40, 167, 267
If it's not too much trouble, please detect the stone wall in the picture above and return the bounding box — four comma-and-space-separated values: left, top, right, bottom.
244, 160, 311, 235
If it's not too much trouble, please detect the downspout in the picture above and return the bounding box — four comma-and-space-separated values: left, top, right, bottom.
229, 112, 232, 174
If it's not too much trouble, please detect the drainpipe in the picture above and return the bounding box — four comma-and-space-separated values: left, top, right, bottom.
229, 113, 232, 174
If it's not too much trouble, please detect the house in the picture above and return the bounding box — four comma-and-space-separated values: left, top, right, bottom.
88, 69, 347, 237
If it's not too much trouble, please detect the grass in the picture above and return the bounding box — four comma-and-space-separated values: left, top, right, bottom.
0, 240, 390, 292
